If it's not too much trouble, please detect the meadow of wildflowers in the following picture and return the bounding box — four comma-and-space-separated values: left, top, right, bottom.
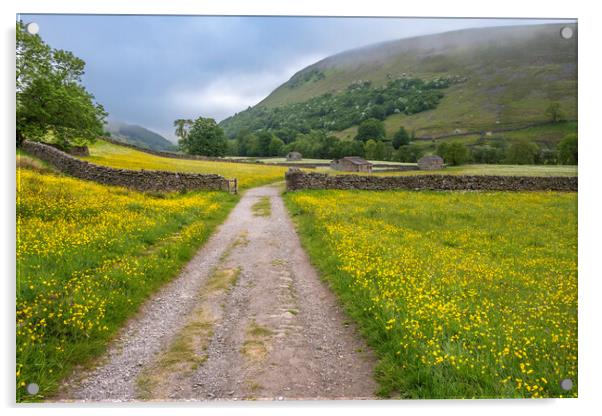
16, 164, 237, 401
285, 190, 577, 398
83, 140, 287, 190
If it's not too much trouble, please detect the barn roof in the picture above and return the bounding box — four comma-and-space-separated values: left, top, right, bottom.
338, 156, 372, 165
418, 155, 444, 162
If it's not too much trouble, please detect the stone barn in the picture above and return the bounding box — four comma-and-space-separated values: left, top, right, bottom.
330, 156, 373, 173
286, 151, 302, 161
417, 155, 444, 170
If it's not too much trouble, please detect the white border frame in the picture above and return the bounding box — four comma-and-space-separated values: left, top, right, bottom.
2, 1, 600, 415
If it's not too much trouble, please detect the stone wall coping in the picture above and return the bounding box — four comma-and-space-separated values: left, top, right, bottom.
284, 168, 577, 192
20, 140, 234, 193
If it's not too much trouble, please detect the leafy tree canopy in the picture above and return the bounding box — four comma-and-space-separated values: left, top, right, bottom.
173, 119, 193, 141
355, 118, 386, 142
178, 117, 227, 157
557, 134, 577, 165
397, 144, 424, 163
392, 126, 410, 149
16, 21, 107, 147
545, 102, 565, 123
505, 140, 541, 165
437, 142, 470, 166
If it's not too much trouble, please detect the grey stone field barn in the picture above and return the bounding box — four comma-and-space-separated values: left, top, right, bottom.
286, 151, 302, 161
417, 155, 444, 170
330, 156, 373, 173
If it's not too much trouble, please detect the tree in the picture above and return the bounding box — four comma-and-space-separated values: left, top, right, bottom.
470, 145, 505, 164
370, 140, 390, 161
355, 118, 385, 142
364, 139, 378, 160
545, 102, 565, 123
16, 21, 107, 147
397, 144, 423, 163
173, 119, 193, 141
339, 140, 365, 158
369, 105, 386, 120
540, 148, 558, 165
226, 139, 239, 156
245, 135, 262, 156
557, 134, 578, 165
268, 136, 285, 156
273, 128, 297, 144
437, 142, 470, 166
256, 131, 274, 156
392, 126, 410, 149
505, 140, 540, 165
179, 117, 227, 156
235, 128, 249, 156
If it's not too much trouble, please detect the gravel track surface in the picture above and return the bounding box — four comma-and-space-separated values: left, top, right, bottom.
57, 185, 376, 402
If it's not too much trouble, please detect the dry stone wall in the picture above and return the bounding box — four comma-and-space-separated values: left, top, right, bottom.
21, 140, 232, 193
285, 168, 577, 192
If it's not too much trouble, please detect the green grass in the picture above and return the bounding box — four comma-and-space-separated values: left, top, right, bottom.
401, 122, 578, 155
16, 162, 238, 402
251, 196, 272, 217
83, 140, 287, 190
284, 189, 577, 398
499, 122, 577, 145
241, 320, 274, 362
16, 150, 57, 173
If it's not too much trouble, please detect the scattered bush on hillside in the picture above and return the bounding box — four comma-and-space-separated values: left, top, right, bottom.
545, 102, 565, 123
288, 68, 325, 89
220, 76, 457, 139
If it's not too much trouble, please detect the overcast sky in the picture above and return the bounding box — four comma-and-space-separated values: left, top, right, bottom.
19, 15, 567, 141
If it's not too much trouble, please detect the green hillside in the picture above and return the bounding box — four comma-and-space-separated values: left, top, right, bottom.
220, 23, 576, 139
105, 121, 177, 151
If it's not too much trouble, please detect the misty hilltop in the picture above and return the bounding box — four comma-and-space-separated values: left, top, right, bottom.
220, 23, 576, 139
104, 121, 177, 152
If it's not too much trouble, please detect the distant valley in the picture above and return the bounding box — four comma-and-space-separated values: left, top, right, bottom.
104, 120, 177, 152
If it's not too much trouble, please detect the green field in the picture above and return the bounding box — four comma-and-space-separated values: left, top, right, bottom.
83, 140, 287, 190
335, 121, 577, 149
285, 189, 577, 398
85, 141, 577, 179
16, 154, 238, 401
